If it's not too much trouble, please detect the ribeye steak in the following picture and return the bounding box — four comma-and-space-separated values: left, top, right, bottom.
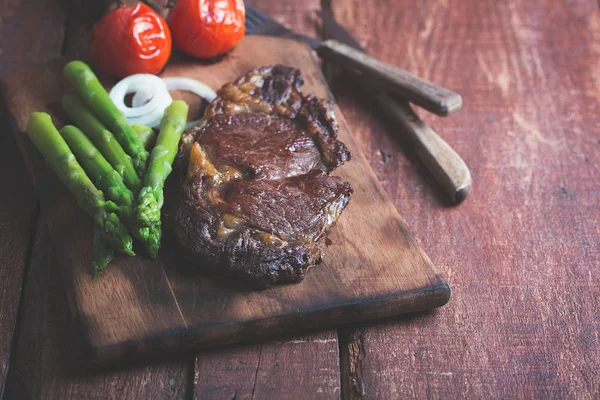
175, 65, 353, 288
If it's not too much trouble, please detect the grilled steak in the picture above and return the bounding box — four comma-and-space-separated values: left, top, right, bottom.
175, 65, 352, 288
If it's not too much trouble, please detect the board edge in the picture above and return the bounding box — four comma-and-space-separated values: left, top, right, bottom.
83, 278, 449, 368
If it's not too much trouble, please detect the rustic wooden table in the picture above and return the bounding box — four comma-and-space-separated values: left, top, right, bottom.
1, 0, 598, 398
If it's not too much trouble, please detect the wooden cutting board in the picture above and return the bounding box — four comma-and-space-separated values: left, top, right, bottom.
1, 36, 449, 366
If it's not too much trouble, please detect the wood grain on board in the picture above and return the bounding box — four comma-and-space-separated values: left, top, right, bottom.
326, 0, 600, 398
3, 226, 191, 400
1, 35, 448, 367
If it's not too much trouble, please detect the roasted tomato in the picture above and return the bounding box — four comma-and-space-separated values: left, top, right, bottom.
167, 0, 245, 59
90, 3, 172, 78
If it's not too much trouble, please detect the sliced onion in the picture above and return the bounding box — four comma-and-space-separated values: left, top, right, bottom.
162, 77, 216, 130
131, 87, 153, 108
109, 74, 169, 118
128, 92, 173, 128
111, 74, 217, 130
162, 77, 217, 102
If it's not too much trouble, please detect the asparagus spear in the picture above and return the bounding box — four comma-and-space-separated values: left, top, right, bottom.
63, 61, 149, 176
62, 94, 142, 194
59, 125, 135, 226
133, 124, 157, 150
92, 228, 115, 277
136, 101, 189, 258
25, 113, 135, 265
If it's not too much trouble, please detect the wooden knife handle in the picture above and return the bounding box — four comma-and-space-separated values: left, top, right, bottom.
376, 93, 471, 204
317, 40, 462, 117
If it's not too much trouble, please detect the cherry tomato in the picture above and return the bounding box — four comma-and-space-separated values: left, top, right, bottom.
167, 0, 245, 59
90, 3, 172, 78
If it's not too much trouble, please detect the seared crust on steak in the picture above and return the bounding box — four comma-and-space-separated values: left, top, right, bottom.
175, 65, 353, 288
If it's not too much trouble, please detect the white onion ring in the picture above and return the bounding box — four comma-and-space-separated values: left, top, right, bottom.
128, 92, 173, 128
109, 74, 168, 118
163, 77, 216, 129
162, 77, 217, 102
111, 74, 217, 130
131, 87, 154, 108
132, 76, 217, 129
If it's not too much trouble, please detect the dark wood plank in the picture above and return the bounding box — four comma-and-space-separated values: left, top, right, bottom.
3, 226, 191, 400
194, 331, 340, 399
327, 0, 600, 398
0, 134, 37, 397
0, 0, 67, 77
0, 0, 67, 395
251, 0, 321, 36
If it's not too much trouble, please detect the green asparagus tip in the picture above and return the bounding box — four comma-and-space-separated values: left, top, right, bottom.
26, 112, 52, 136
95, 210, 135, 257
92, 228, 115, 278
146, 235, 160, 259
64, 60, 89, 78
136, 192, 162, 258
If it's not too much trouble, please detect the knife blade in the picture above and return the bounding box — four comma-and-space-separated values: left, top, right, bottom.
316, 11, 472, 204
244, 3, 461, 116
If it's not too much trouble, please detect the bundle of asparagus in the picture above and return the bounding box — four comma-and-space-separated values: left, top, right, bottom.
62, 94, 143, 194
25, 61, 188, 275
64, 61, 150, 176
25, 113, 134, 275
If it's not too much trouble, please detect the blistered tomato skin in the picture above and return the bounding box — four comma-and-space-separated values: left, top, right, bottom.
168, 0, 245, 60
90, 3, 172, 78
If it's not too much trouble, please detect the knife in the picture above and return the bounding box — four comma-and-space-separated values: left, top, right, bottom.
245, 3, 461, 117
316, 11, 472, 204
